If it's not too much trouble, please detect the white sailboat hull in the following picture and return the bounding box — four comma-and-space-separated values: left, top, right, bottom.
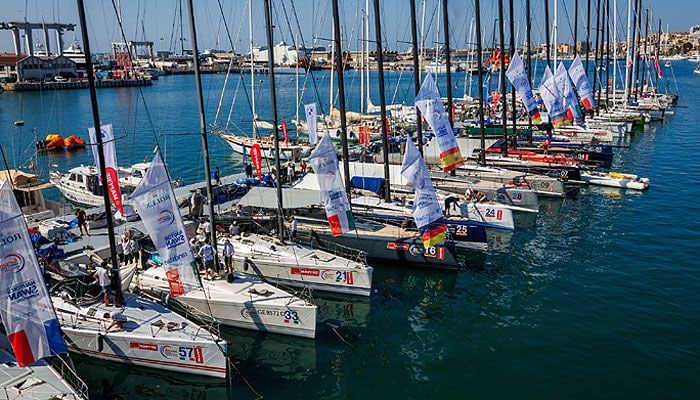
53, 294, 228, 379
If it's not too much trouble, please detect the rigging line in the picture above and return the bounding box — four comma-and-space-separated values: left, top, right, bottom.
212, 0, 252, 130
289, 0, 329, 117
109, 0, 161, 151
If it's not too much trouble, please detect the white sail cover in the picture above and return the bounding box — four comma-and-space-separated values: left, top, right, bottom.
415, 74, 464, 172
306, 133, 355, 236
0, 181, 67, 367
130, 153, 200, 297
305, 103, 318, 145
399, 139, 447, 248
88, 124, 124, 214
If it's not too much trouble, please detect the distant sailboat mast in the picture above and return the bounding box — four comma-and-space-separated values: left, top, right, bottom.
249, 0, 257, 138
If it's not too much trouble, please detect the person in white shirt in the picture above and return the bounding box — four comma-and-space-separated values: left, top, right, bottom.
290, 215, 298, 240
222, 239, 235, 274
197, 238, 216, 280
93, 261, 112, 306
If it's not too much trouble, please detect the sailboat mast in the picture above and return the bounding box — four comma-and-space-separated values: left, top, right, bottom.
497, 0, 507, 155
508, 0, 516, 147
623, 0, 633, 103
76, 0, 122, 304
186, 0, 218, 251
553, 0, 558, 67
332, 0, 352, 196
632, 0, 642, 101
574, 0, 579, 56
373, 0, 391, 202
249, 0, 257, 138
655, 18, 661, 89
526, 0, 533, 144
585, 0, 592, 70
592, 0, 602, 113
638, 7, 649, 98
263, 0, 285, 238
475, 0, 486, 165
442, 0, 453, 127
360, 10, 365, 115
612, 0, 618, 102
410, 0, 424, 154
545, 0, 551, 68
606, 0, 611, 107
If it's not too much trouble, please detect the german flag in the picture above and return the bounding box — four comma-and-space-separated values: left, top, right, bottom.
419, 223, 447, 248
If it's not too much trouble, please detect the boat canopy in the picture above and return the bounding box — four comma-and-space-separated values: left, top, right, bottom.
238, 187, 323, 210
0, 169, 53, 191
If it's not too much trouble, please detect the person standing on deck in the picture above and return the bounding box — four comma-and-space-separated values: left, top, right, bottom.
213, 166, 221, 185
198, 238, 216, 280
245, 163, 253, 179
93, 261, 112, 306
222, 239, 234, 274
76, 208, 89, 236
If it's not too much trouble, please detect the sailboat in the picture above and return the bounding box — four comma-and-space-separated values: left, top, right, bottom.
212, 0, 312, 162
0, 180, 89, 399
48, 0, 228, 379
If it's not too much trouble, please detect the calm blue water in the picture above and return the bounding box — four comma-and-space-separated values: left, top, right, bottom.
1, 62, 699, 399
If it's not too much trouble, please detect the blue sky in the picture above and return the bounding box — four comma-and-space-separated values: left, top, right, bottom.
1, 0, 696, 55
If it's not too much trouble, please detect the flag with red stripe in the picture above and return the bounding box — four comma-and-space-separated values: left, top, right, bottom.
0, 181, 67, 367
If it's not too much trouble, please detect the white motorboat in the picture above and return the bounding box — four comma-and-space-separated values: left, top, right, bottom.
581, 171, 650, 190
221, 232, 373, 297
132, 264, 318, 339
49, 165, 128, 208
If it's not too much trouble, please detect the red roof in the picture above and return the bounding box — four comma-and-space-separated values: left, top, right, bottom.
0, 53, 27, 65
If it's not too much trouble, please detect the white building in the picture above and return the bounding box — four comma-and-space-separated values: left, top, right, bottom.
252, 41, 309, 66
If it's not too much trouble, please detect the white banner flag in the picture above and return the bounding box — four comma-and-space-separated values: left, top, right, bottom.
304, 103, 318, 145
130, 153, 200, 297
88, 124, 124, 214
0, 181, 67, 367
307, 133, 355, 236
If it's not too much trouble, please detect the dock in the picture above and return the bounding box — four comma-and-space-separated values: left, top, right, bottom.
0, 78, 152, 92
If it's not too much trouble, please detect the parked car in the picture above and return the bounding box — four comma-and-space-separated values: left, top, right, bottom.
54, 76, 68, 82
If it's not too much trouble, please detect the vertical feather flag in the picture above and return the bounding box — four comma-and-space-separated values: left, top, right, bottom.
554, 63, 582, 122
304, 103, 318, 145
88, 124, 124, 214
0, 181, 67, 367
130, 153, 201, 297
307, 133, 355, 237
282, 120, 289, 147
400, 138, 447, 249
505, 52, 542, 124
539, 66, 570, 128
568, 55, 596, 110
415, 74, 464, 172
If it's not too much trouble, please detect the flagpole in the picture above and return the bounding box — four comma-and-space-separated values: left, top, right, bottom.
585, 0, 592, 71
410, 0, 424, 155
655, 18, 661, 89
76, 0, 122, 305
474, 0, 486, 165
331, 0, 352, 197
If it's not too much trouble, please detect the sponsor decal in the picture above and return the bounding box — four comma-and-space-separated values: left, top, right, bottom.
7, 279, 39, 302
160, 345, 204, 364
386, 242, 410, 251
11, 309, 38, 323
164, 230, 186, 250
321, 270, 354, 285
0, 232, 22, 247
162, 251, 189, 265
145, 192, 170, 209
130, 341, 158, 351
0, 253, 25, 274
290, 267, 320, 277
165, 268, 185, 297
157, 209, 175, 225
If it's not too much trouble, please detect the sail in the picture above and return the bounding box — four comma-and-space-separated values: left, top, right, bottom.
568, 55, 596, 110
130, 153, 200, 297
539, 66, 570, 128
415, 74, 464, 172
306, 133, 355, 237
400, 138, 447, 249
554, 63, 582, 121
88, 124, 124, 214
304, 103, 318, 145
505, 52, 542, 124
0, 181, 67, 367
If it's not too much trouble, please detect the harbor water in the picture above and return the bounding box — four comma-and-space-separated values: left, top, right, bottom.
0, 62, 698, 399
